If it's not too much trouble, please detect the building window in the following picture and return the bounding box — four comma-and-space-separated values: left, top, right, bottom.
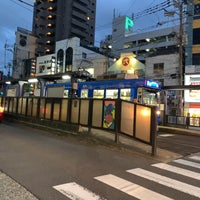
194, 4, 200, 16
66, 47, 73, 72
193, 28, 200, 44
153, 63, 164, 74
193, 54, 200, 65
57, 49, 64, 73
82, 52, 87, 59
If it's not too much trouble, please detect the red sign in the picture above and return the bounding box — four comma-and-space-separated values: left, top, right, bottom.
122, 57, 130, 66
191, 82, 200, 85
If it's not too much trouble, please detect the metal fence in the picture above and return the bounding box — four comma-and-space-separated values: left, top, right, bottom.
0, 97, 158, 154
166, 115, 200, 127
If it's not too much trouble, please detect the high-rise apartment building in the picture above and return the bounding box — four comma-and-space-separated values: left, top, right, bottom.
185, 0, 200, 66
32, 0, 96, 56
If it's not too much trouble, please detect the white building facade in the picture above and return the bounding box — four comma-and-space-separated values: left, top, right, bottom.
36, 37, 109, 79
13, 27, 37, 79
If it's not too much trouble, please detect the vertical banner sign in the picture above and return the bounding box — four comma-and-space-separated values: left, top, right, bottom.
103, 100, 115, 129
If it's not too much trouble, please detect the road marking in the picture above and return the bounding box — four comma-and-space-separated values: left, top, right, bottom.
53, 182, 106, 200
127, 168, 200, 198
152, 163, 200, 180
189, 155, 200, 161
174, 159, 200, 169
94, 174, 173, 200
158, 134, 175, 137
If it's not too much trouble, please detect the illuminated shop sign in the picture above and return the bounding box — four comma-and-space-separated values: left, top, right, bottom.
146, 80, 159, 88
185, 75, 200, 102
122, 57, 130, 66
125, 16, 134, 31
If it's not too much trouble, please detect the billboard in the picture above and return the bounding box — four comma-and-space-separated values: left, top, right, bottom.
184, 75, 200, 102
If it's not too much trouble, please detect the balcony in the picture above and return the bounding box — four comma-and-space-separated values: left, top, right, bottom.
71, 18, 87, 29
37, 19, 56, 27
72, 10, 86, 21
36, 45, 55, 55
37, 27, 55, 36
74, 0, 88, 6
36, 36, 55, 45
72, 2, 87, 12
71, 27, 88, 38
37, 2, 56, 10
37, 11, 50, 18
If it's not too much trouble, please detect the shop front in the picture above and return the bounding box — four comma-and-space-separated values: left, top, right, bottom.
184, 74, 200, 126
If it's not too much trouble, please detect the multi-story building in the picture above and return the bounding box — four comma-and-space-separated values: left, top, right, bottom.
100, 14, 186, 116
12, 27, 37, 79
184, 0, 200, 118
32, 0, 96, 56
36, 37, 109, 79
101, 15, 181, 86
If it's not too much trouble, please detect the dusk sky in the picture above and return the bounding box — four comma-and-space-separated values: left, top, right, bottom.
0, 0, 175, 75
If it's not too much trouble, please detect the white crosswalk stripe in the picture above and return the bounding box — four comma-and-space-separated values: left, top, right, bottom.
127, 168, 200, 198
174, 158, 200, 169
94, 174, 173, 200
53, 182, 106, 200
53, 156, 200, 199
189, 155, 200, 162
152, 162, 200, 180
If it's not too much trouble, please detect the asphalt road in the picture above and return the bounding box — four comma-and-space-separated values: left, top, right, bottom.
158, 132, 200, 156
0, 121, 200, 200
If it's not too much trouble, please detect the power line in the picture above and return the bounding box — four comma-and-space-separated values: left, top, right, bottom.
18, 0, 33, 7
134, 0, 172, 19
9, 0, 33, 12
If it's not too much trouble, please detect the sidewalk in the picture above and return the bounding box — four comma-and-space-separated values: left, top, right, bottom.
82, 125, 200, 163
158, 125, 200, 136
87, 127, 183, 163
0, 171, 38, 200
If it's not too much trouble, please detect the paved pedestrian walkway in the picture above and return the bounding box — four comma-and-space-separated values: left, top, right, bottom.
0, 171, 38, 200
88, 127, 183, 163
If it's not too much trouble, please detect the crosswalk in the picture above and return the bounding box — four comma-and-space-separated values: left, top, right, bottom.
53, 153, 200, 200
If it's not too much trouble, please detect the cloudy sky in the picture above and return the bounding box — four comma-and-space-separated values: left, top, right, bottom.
0, 0, 174, 75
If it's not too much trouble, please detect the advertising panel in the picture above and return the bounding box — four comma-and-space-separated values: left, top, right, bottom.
184, 75, 200, 102
103, 100, 115, 129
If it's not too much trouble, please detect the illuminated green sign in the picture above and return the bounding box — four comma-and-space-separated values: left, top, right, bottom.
125, 16, 134, 31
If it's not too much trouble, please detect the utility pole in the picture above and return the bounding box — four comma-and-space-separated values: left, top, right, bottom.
164, 0, 185, 115
166, 0, 184, 115
178, 0, 184, 87
177, 0, 184, 116
4, 42, 14, 79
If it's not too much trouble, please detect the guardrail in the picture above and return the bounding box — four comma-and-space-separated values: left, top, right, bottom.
0, 97, 158, 155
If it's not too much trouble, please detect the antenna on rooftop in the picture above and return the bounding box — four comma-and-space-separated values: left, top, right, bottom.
113, 9, 115, 19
